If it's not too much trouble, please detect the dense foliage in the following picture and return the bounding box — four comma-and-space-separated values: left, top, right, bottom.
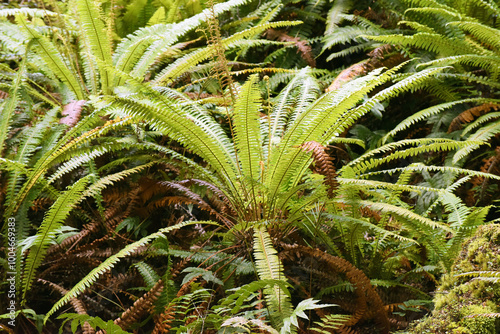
0, 0, 499, 333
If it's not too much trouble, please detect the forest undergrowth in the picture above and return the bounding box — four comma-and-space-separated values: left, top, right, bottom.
1, 0, 500, 333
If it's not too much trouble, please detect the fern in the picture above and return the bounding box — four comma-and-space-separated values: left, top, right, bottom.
152, 21, 302, 85
232, 74, 262, 209
382, 98, 500, 141
0, 53, 26, 154
21, 175, 91, 304
58, 313, 132, 334
253, 226, 293, 329
76, 0, 113, 94
134, 262, 161, 289
17, 16, 85, 100
0, 8, 57, 18
114, 0, 253, 81
44, 220, 213, 321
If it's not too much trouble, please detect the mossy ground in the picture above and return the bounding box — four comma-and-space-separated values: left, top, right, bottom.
404, 224, 500, 334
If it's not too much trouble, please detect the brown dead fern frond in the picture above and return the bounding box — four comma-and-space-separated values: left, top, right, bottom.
300, 141, 338, 197
107, 279, 165, 332
264, 28, 316, 67
448, 103, 500, 133
152, 306, 176, 334
31, 197, 53, 212
46, 220, 100, 255
283, 245, 390, 334
326, 62, 370, 92
39, 278, 95, 334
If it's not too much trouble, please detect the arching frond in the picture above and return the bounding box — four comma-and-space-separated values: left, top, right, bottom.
113, 0, 253, 80
76, 0, 113, 93
253, 226, 293, 329
0, 8, 57, 18
232, 75, 262, 203
383, 98, 499, 142
17, 16, 85, 100
152, 21, 302, 85
44, 220, 211, 322
21, 176, 90, 304
0, 56, 25, 154
454, 120, 500, 163
451, 21, 500, 51
367, 33, 478, 56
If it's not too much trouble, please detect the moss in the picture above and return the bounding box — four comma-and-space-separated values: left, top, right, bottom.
459, 305, 497, 334
406, 224, 500, 334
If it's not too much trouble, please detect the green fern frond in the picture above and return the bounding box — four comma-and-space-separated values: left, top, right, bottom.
419, 55, 500, 74
383, 98, 499, 142
348, 138, 480, 172
357, 164, 500, 182
134, 262, 161, 289
325, 0, 353, 35
350, 139, 484, 175
443, 202, 489, 269
44, 220, 214, 322
5, 108, 60, 210
4, 111, 116, 217
454, 120, 500, 162
265, 68, 391, 206
0, 54, 25, 154
152, 21, 302, 84
450, 21, 500, 50
339, 177, 445, 196
405, 7, 464, 22
268, 67, 319, 145
311, 314, 351, 333
76, 0, 113, 94
0, 8, 57, 18
17, 16, 85, 100
462, 112, 500, 136
367, 33, 478, 56
21, 176, 91, 304
401, 0, 456, 12
349, 67, 450, 131
232, 74, 263, 199
399, 20, 436, 33
82, 161, 157, 198
326, 213, 418, 244
253, 226, 293, 329
46, 143, 122, 184
359, 200, 453, 232
115, 0, 252, 80
455, 270, 500, 283
106, 96, 239, 194
322, 15, 389, 51
0, 158, 30, 174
